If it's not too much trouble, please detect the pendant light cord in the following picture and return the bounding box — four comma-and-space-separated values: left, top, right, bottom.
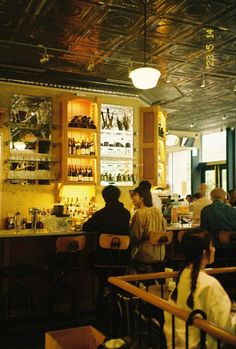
144, 0, 147, 66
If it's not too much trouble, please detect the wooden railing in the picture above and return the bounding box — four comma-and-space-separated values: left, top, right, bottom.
109, 267, 236, 347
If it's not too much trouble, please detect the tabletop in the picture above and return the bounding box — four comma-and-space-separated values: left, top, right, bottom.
0, 229, 88, 239
166, 223, 200, 231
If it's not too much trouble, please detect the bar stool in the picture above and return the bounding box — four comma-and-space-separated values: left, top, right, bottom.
47, 235, 86, 320
168, 230, 186, 270
93, 233, 130, 278
92, 234, 130, 325
134, 231, 173, 274
0, 263, 37, 328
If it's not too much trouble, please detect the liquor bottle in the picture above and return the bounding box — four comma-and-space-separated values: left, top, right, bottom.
72, 138, 76, 154
78, 167, 82, 182
88, 167, 94, 182
85, 140, 89, 155
90, 135, 95, 155
68, 138, 72, 154
68, 165, 73, 181
81, 168, 85, 181
81, 140, 86, 155
76, 139, 81, 155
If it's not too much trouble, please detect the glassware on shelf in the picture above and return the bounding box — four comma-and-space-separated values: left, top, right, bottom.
100, 104, 134, 186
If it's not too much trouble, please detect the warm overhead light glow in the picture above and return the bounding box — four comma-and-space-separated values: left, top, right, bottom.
222, 115, 226, 120
166, 73, 171, 83
166, 134, 179, 147
129, 67, 161, 89
201, 74, 206, 88
14, 141, 26, 150
190, 123, 194, 128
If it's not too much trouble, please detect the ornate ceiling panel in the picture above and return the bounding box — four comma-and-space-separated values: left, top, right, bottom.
0, 0, 235, 132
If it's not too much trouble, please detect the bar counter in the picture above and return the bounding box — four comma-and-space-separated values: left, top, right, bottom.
0, 228, 88, 238
0, 228, 98, 315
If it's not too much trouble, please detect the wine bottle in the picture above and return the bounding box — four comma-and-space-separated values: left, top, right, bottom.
68, 138, 72, 154
90, 135, 95, 155
72, 138, 76, 154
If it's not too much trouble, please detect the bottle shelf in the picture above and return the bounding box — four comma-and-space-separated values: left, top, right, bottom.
101, 155, 133, 161
65, 180, 96, 186
101, 129, 132, 135
68, 127, 97, 133
67, 154, 96, 159
100, 180, 134, 186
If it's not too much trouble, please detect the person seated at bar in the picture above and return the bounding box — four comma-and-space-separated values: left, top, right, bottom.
190, 184, 212, 222
139, 180, 162, 211
228, 188, 236, 207
200, 187, 236, 245
164, 230, 235, 349
82, 185, 131, 265
130, 187, 166, 263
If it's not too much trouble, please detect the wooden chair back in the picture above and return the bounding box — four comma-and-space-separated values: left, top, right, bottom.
99, 234, 130, 250
178, 230, 187, 243
56, 236, 86, 253
149, 231, 173, 246
219, 231, 236, 243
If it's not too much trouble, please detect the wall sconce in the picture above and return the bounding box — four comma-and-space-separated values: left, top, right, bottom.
40, 47, 49, 64
87, 57, 95, 72
200, 74, 206, 88
166, 73, 171, 83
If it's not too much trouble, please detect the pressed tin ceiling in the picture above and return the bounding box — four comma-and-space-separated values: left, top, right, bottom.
0, 0, 235, 132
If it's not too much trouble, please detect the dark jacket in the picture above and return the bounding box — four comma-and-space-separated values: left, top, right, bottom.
83, 201, 130, 235
83, 202, 131, 267
200, 199, 236, 244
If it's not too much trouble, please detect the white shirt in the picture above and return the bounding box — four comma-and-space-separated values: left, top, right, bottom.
151, 191, 162, 211
189, 197, 211, 222
164, 268, 235, 349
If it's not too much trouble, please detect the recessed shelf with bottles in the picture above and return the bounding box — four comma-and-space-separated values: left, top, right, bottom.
7, 94, 58, 184
62, 98, 98, 185
100, 104, 134, 186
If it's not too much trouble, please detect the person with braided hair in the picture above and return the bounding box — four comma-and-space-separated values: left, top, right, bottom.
164, 229, 235, 348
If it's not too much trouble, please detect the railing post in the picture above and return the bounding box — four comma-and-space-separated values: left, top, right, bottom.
186, 309, 207, 349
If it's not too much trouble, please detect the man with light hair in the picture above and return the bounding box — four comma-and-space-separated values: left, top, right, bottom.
190, 183, 211, 222
200, 187, 236, 244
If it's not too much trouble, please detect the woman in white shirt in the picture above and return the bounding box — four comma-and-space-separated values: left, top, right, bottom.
130, 187, 166, 263
164, 230, 235, 349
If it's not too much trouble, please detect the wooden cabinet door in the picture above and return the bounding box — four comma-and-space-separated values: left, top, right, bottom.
139, 106, 166, 187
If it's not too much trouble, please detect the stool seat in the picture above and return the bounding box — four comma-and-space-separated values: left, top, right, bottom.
47, 236, 85, 320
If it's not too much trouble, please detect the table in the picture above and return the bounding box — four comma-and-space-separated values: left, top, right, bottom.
166, 222, 199, 231
165, 223, 200, 263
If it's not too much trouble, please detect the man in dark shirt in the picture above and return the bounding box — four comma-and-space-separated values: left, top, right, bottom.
201, 187, 236, 245
83, 185, 131, 265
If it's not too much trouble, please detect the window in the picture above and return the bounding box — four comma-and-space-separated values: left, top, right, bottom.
167, 150, 191, 197
201, 131, 226, 162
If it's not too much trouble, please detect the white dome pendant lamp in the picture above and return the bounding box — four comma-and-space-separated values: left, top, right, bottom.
129, 0, 161, 89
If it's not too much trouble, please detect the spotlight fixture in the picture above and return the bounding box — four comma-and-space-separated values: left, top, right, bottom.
87, 57, 95, 72
40, 47, 49, 64
234, 83, 236, 92
200, 74, 206, 88
190, 123, 194, 128
195, 133, 198, 139
166, 73, 171, 83
129, 0, 161, 89
222, 115, 226, 120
